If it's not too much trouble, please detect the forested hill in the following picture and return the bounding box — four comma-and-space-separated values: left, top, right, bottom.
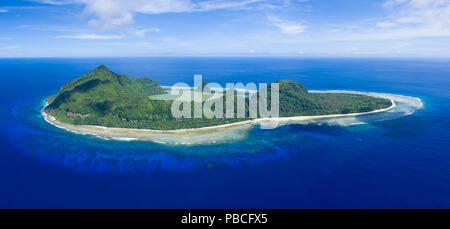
49, 65, 164, 104
264, 80, 393, 117
46, 65, 173, 128
45, 65, 392, 130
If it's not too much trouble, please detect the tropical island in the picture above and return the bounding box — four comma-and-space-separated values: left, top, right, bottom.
44, 65, 393, 130
40, 65, 400, 144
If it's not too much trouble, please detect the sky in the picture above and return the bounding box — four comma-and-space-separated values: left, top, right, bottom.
1, 0, 450, 57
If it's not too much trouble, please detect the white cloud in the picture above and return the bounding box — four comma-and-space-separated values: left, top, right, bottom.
131, 27, 160, 37
37, 0, 267, 29
55, 34, 123, 39
0, 9, 8, 13
323, 0, 450, 41
382, 0, 409, 9
375, 0, 450, 38
268, 15, 306, 35
193, 0, 265, 11
376, 21, 396, 28
34, 0, 74, 5
0, 46, 20, 49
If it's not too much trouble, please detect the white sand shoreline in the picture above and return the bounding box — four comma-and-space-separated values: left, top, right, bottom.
41, 91, 401, 145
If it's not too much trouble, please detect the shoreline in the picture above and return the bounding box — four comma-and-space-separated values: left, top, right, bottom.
41, 91, 400, 144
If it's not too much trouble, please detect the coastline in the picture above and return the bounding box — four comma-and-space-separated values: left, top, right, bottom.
41, 91, 402, 145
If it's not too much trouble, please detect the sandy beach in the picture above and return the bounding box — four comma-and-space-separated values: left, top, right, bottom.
42, 91, 400, 145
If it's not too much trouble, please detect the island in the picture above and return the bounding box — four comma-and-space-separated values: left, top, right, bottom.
42, 65, 395, 144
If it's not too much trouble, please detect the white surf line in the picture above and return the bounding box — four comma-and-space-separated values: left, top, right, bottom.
255, 98, 395, 124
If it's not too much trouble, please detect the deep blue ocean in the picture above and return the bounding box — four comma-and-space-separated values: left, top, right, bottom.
0, 57, 449, 208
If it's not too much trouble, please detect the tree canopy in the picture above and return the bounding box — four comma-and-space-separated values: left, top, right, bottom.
46, 66, 392, 130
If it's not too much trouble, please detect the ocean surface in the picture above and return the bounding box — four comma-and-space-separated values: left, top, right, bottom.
0, 57, 449, 208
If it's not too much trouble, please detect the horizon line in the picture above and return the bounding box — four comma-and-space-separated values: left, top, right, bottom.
1, 55, 450, 60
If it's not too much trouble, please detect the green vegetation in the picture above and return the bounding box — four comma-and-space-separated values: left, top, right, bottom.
149, 89, 214, 101
267, 80, 392, 117
46, 65, 392, 130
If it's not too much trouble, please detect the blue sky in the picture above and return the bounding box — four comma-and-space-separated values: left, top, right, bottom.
1, 0, 450, 57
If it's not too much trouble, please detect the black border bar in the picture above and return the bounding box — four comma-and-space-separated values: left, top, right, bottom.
1, 209, 449, 226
